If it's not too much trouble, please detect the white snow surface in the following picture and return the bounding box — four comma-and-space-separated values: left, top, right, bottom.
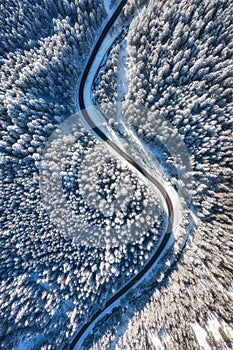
192, 322, 212, 350
207, 313, 233, 342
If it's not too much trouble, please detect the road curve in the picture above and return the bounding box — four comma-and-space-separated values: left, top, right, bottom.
69, 1, 175, 349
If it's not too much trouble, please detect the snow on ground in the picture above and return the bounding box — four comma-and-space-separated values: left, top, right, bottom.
74, 2, 120, 110
146, 328, 171, 350
192, 322, 212, 350
15, 334, 45, 350
103, 0, 113, 15
81, 15, 124, 111
116, 39, 128, 105
206, 315, 224, 342
73, 298, 123, 350
192, 314, 233, 349
207, 313, 233, 343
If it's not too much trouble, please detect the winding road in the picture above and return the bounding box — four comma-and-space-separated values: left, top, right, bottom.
69, 1, 176, 349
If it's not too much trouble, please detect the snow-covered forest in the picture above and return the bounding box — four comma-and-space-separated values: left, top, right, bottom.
92, 0, 233, 349
1, 0, 232, 349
